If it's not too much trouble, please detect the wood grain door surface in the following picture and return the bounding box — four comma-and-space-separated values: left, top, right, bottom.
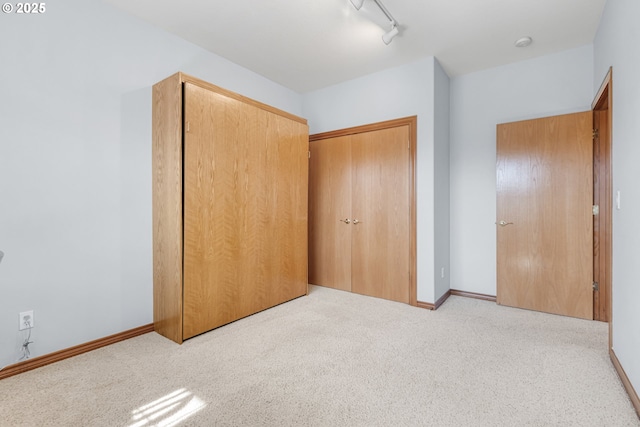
308, 134, 352, 291
309, 125, 410, 304
496, 111, 593, 319
351, 126, 410, 303
182, 83, 308, 339
592, 106, 611, 322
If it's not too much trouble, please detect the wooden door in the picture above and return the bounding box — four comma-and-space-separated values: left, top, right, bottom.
351, 126, 411, 303
496, 111, 593, 319
308, 123, 411, 304
308, 135, 352, 291
182, 82, 308, 339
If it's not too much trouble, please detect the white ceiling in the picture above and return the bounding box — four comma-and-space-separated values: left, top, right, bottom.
105, 0, 606, 93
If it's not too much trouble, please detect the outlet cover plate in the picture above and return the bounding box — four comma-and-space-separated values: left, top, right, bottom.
19, 311, 33, 330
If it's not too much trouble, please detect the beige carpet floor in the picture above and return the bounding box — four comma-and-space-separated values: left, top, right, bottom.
0, 285, 638, 426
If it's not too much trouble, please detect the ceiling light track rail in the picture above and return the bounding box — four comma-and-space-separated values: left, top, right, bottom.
371, 0, 395, 26
350, 0, 400, 45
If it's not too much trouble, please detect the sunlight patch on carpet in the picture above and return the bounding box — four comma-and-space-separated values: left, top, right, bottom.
128, 388, 206, 427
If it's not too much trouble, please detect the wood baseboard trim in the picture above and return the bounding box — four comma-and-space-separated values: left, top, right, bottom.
0, 323, 154, 381
434, 290, 451, 309
418, 290, 497, 310
417, 290, 452, 311
416, 301, 434, 310
610, 349, 640, 418
450, 289, 497, 302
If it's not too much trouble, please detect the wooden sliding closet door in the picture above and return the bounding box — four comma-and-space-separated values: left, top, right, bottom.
351, 126, 410, 303
308, 135, 352, 291
182, 83, 308, 339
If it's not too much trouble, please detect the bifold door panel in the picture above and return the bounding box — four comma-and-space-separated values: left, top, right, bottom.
309, 125, 410, 304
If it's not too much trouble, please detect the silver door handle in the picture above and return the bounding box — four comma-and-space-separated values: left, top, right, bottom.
340, 218, 351, 224
497, 220, 513, 227
353, 219, 360, 225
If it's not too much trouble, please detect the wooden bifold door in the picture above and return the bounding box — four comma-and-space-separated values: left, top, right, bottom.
309, 118, 416, 304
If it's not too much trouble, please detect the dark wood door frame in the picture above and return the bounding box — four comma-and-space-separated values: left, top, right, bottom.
592, 68, 612, 332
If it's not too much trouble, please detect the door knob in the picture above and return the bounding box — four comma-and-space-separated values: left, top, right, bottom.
353, 219, 360, 225
498, 220, 513, 227
340, 218, 351, 224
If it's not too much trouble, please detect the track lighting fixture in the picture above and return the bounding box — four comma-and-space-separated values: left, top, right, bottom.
350, 0, 364, 10
349, 0, 400, 45
382, 24, 399, 45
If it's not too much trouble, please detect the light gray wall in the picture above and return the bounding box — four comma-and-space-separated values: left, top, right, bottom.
449, 45, 594, 296
594, 0, 640, 399
433, 60, 451, 301
0, 0, 302, 367
302, 57, 442, 303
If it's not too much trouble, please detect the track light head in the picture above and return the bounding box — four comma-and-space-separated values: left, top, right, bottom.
350, 0, 399, 45
350, 0, 365, 10
382, 24, 399, 45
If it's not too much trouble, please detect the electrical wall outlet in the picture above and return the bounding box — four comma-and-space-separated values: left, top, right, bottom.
19, 311, 34, 330
441, 267, 445, 279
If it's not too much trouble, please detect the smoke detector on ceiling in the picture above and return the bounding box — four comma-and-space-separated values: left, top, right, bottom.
515, 36, 533, 48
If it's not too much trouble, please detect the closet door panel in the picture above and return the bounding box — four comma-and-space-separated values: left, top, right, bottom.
182, 83, 307, 339
182, 83, 244, 338
351, 126, 411, 303
257, 112, 309, 308
309, 135, 352, 291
